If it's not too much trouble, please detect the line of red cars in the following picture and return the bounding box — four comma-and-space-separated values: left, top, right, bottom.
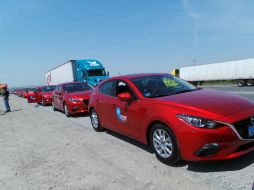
15, 73, 254, 164
15, 82, 93, 117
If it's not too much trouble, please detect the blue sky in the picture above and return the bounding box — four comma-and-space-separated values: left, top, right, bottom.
1, 0, 254, 87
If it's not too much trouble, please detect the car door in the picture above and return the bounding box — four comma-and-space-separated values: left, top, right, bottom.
53, 85, 61, 109
113, 80, 142, 139
57, 85, 64, 110
96, 80, 119, 131
37, 87, 42, 103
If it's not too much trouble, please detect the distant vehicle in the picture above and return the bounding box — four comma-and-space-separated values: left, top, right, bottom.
22, 88, 38, 98
172, 58, 254, 87
27, 85, 56, 106
45, 59, 109, 87
52, 81, 93, 117
89, 73, 254, 164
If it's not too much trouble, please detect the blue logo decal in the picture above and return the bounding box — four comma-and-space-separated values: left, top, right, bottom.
116, 107, 121, 122
116, 107, 127, 123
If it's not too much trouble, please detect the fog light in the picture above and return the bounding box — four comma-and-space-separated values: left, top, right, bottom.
72, 106, 79, 111
195, 143, 220, 157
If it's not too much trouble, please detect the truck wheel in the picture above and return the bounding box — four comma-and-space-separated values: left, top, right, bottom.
90, 108, 104, 132
238, 80, 245, 87
64, 103, 70, 117
246, 79, 254, 87
150, 123, 180, 165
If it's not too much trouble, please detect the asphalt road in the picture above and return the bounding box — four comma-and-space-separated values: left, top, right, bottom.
0, 86, 253, 190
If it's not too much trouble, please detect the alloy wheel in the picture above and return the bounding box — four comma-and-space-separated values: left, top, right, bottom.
153, 128, 173, 158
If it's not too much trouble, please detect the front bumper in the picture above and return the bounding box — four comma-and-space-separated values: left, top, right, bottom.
67, 100, 89, 114
176, 108, 254, 161
42, 97, 52, 105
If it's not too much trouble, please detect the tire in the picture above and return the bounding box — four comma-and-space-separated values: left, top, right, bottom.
64, 103, 70, 117
246, 79, 254, 87
52, 101, 57, 111
238, 80, 245, 87
90, 108, 104, 132
150, 123, 180, 165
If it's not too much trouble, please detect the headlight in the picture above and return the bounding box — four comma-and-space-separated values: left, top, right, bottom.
177, 114, 220, 129
68, 98, 81, 103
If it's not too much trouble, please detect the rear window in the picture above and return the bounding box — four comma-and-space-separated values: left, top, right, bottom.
99, 81, 114, 96
42, 86, 55, 92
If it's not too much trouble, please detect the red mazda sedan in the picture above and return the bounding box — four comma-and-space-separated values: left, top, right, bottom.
52, 82, 93, 117
88, 73, 254, 164
27, 85, 56, 106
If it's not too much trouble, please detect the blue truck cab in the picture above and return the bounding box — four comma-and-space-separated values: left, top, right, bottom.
73, 59, 109, 86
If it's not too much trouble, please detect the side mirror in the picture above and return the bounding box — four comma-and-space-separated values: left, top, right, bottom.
55, 90, 61, 95
117, 92, 131, 102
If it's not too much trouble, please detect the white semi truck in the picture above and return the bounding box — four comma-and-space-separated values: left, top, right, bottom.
172, 58, 254, 87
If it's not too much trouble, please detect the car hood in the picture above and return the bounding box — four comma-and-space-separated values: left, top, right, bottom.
156, 89, 254, 118
66, 90, 93, 99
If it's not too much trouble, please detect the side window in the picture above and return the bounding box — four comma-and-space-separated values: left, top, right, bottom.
99, 81, 115, 96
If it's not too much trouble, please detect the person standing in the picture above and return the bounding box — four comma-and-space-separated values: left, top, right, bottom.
2, 87, 10, 113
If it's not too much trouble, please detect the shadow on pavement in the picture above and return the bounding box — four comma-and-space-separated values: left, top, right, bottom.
0, 109, 22, 115
105, 129, 153, 154
9, 109, 22, 112
186, 151, 254, 172
104, 129, 254, 171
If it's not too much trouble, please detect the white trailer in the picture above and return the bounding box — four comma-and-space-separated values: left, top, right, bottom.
45, 61, 74, 86
179, 58, 254, 87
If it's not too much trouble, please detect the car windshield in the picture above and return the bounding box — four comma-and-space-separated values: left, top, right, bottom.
42, 86, 55, 92
63, 83, 92, 93
131, 74, 197, 98
86, 69, 106, 77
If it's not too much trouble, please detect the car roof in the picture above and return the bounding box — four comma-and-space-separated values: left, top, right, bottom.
108, 73, 169, 80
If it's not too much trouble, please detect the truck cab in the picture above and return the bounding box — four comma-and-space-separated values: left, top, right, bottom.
75, 59, 109, 86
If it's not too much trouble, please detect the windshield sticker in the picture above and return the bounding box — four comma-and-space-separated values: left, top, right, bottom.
116, 107, 127, 123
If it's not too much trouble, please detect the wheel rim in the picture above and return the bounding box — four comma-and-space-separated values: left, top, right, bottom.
64, 104, 68, 115
153, 128, 173, 158
91, 111, 99, 129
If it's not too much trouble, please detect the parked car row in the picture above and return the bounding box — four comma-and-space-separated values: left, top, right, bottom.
14, 73, 254, 165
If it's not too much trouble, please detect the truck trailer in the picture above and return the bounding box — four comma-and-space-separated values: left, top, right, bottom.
45, 59, 109, 86
172, 58, 254, 87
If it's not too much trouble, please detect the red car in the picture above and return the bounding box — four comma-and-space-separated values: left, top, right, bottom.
88, 73, 254, 164
27, 85, 56, 106
52, 82, 93, 117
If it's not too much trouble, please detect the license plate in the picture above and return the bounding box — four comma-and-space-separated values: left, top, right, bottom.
248, 125, 254, 138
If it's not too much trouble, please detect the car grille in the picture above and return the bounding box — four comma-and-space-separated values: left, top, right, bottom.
83, 99, 89, 106
233, 117, 254, 140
